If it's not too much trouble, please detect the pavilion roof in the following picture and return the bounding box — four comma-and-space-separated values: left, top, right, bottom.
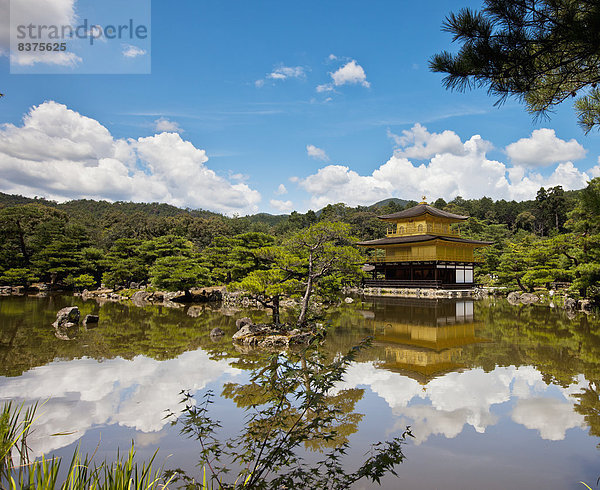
356, 234, 493, 247
378, 203, 468, 221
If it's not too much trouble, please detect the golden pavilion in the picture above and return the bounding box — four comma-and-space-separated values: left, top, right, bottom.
357, 200, 492, 288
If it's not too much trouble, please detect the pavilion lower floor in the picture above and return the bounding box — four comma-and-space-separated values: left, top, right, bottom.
363, 261, 476, 289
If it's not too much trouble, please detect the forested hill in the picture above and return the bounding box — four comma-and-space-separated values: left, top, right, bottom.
1, 182, 598, 304
0, 192, 221, 218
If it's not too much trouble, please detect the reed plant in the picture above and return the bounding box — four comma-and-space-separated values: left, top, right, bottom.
0, 401, 173, 489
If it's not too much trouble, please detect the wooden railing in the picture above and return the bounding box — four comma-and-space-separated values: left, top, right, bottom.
368, 254, 482, 263
386, 223, 460, 237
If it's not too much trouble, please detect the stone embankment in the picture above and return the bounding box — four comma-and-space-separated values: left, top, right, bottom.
506, 290, 593, 314
77, 287, 224, 307
231, 317, 316, 352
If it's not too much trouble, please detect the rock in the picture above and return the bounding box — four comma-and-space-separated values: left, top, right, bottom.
235, 317, 253, 329
580, 300, 593, 313
210, 327, 225, 338
564, 297, 578, 310
187, 305, 204, 317
507, 291, 521, 305
519, 293, 539, 305
129, 282, 140, 289
344, 297, 354, 304
232, 323, 268, 340
83, 314, 99, 326
53, 306, 80, 328
232, 322, 316, 350
131, 291, 150, 306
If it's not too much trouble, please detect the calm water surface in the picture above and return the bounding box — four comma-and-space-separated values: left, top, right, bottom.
1, 294, 599, 489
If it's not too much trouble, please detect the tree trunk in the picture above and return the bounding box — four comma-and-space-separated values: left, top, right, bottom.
516, 276, 528, 293
297, 252, 314, 326
271, 295, 280, 325
15, 219, 29, 265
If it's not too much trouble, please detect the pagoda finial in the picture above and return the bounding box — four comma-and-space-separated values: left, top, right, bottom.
420, 195, 427, 204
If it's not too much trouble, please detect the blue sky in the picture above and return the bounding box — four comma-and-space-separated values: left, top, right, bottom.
1, 0, 599, 215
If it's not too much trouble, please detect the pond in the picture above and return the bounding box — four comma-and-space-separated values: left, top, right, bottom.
1, 294, 599, 489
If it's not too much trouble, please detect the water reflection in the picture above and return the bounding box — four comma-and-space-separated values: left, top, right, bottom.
361, 298, 489, 382
1, 294, 600, 488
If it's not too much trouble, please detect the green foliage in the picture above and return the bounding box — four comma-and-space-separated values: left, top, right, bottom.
0, 268, 38, 287
0, 183, 597, 301
232, 222, 363, 325
496, 235, 572, 292
202, 232, 275, 284
70, 273, 97, 290
150, 256, 210, 294
430, 0, 600, 131
167, 339, 412, 489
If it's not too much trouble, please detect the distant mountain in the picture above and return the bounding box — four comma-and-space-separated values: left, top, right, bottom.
243, 213, 289, 226
369, 198, 410, 209
0, 192, 286, 225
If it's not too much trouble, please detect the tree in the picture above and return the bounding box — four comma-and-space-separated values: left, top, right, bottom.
430, 0, 600, 132
167, 340, 413, 489
101, 238, 147, 288
0, 268, 38, 288
564, 178, 600, 300
285, 222, 363, 325
497, 234, 573, 291
149, 255, 210, 300
232, 222, 363, 326
202, 232, 275, 284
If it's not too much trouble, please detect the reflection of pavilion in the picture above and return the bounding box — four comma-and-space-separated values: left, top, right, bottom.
362, 298, 489, 383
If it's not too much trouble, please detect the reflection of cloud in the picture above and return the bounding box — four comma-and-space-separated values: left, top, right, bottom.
0, 350, 241, 456
394, 405, 484, 444
334, 362, 425, 408
135, 431, 164, 448
512, 398, 584, 441
339, 363, 586, 444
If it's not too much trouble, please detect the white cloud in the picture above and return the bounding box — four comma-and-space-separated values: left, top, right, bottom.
589, 157, 600, 177
267, 65, 304, 80
275, 183, 287, 195
256, 64, 305, 87
505, 128, 586, 167
299, 125, 591, 208
388, 123, 467, 159
316, 84, 334, 93
270, 199, 293, 212
122, 44, 147, 59
316, 59, 370, 93
306, 144, 329, 162
0, 101, 262, 215
154, 117, 182, 133
2, 0, 82, 66
330, 60, 370, 88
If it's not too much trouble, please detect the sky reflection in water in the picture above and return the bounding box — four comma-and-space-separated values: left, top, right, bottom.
0, 294, 599, 488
